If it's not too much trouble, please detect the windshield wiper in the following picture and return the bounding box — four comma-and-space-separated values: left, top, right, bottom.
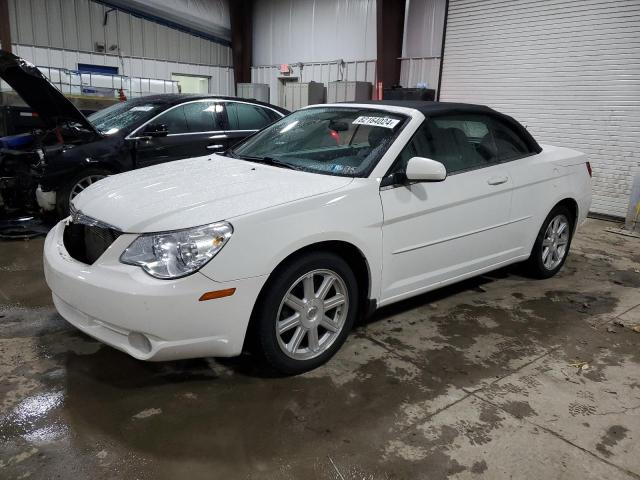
236, 154, 300, 171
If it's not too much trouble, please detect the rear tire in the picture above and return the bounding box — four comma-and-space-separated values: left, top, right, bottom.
56, 168, 110, 218
254, 251, 359, 375
526, 205, 574, 279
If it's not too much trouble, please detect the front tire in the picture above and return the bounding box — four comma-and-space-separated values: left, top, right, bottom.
526, 205, 574, 279
254, 252, 359, 375
56, 168, 110, 218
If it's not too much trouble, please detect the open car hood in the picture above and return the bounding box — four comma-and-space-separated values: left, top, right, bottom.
0, 50, 99, 135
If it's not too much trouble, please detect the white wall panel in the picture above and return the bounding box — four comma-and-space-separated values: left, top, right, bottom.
32, 0, 49, 46
7, 0, 18, 50
130, 16, 144, 57
90, 1, 105, 46
400, 0, 446, 90
116, 10, 131, 55
142, 19, 156, 59
189, 34, 200, 65
252, 0, 376, 108
439, 0, 640, 218
179, 31, 190, 63
105, 5, 119, 50
403, 0, 446, 58
7, 0, 232, 66
9, 44, 235, 97
399, 57, 440, 89
166, 26, 179, 62
47, 2, 65, 48
76, 0, 93, 51
253, 0, 376, 65
15, 0, 35, 45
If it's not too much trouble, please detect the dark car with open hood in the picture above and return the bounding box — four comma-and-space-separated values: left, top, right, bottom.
0, 51, 288, 217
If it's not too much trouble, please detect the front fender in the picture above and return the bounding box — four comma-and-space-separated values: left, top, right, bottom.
199, 180, 384, 301
38, 138, 132, 190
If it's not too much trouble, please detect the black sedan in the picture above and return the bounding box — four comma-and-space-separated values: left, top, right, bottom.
0, 51, 288, 217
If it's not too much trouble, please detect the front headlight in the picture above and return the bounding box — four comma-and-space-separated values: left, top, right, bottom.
120, 222, 233, 279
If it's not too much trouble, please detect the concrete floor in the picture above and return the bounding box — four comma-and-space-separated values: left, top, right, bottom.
0, 219, 639, 479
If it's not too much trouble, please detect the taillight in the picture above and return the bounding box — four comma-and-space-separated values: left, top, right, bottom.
586, 162, 592, 177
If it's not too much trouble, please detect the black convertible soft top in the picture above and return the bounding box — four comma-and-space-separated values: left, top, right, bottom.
347, 100, 542, 154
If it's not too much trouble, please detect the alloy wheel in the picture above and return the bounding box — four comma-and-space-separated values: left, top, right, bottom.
69, 174, 107, 203
275, 269, 349, 361
542, 214, 570, 270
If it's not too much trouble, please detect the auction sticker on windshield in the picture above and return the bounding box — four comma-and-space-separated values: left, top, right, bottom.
353, 116, 400, 129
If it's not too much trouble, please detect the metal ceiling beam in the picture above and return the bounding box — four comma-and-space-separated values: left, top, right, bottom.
95, 0, 231, 46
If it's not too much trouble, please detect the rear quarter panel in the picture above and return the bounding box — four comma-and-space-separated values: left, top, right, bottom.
506, 144, 591, 255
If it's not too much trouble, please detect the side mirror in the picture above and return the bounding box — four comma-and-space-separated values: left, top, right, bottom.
143, 123, 169, 137
405, 156, 447, 182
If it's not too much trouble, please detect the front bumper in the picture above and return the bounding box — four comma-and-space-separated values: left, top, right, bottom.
36, 185, 56, 211
43, 221, 267, 361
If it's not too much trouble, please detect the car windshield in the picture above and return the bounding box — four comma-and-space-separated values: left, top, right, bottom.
88, 101, 164, 135
230, 107, 407, 177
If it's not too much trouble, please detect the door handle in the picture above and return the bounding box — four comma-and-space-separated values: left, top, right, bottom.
207, 144, 224, 150
487, 176, 509, 185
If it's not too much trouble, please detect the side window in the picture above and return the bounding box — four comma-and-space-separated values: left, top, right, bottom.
155, 105, 189, 134
388, 114, 501, 178
429, 115, 498, 172
226, 102, 274, 130
389, 124, 431, 175
182, 101, 223, 132
491, 118, 531, 161
266, 108, 283, 122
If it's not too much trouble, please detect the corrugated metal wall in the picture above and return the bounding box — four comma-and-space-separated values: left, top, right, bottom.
9, 44, 235, 96
253, 0, 376, 65
440, 0, 640, 218
7, 0, 235, 95
8, 0, 232, 65
399, 0, 445, 89
251, 0, 376, 106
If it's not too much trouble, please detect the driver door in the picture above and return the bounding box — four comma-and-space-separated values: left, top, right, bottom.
379, 116, 515, 304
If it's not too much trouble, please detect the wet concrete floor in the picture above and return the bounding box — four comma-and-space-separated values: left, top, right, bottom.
0, 219, 639, 479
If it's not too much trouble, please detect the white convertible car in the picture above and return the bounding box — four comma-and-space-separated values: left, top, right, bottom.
44, 101, 592, 374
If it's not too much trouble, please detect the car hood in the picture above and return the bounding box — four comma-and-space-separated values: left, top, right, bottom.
72, 154, 354, 232
0, 51, 99, 135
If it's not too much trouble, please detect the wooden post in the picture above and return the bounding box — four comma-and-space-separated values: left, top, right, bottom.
0, 0, 11, 52
376, 0, 406, 92
229, 0, 253, 87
